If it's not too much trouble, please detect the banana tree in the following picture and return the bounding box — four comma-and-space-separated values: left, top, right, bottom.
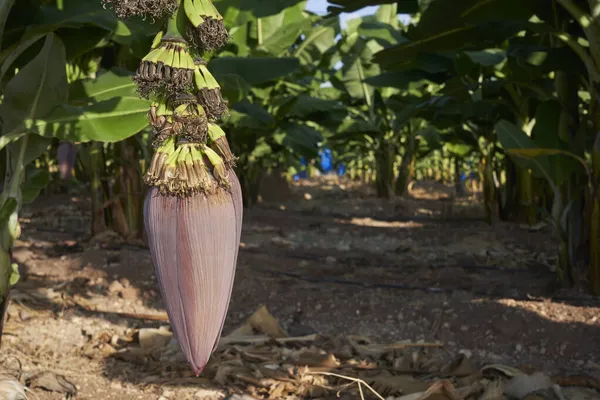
206, 1, 344, 206
2, 0, 163, 239
0, 0, 154, 342
327, 4, 432, 197
358, 0, 600, 291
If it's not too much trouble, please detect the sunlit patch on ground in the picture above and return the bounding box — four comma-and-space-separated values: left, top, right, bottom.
2, 177, 598, 399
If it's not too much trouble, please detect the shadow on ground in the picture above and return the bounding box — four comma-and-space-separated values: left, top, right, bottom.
3, 178, 600, 399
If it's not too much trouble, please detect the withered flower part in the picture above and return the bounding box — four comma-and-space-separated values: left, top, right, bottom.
133, 39, 195, 98
145, 140, 231, 196
148, 95, 171, 128
183, 0, 229, 51
203, 145, 231, 190
208, 123, 236, 168
145, 137, 176, 186
102, 0, 179, 19
143, 168, 242, 375
170, 95, 209, 142
194, 60, 228, 120
57, 142, 78, 180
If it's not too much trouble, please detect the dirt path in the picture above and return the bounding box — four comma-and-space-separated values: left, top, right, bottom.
2, 177, 600, 399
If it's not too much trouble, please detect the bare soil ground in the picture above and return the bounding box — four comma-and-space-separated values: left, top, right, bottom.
2, 176, 600, 399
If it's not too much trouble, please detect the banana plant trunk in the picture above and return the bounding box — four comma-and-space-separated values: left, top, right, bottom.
501, 156, 517, 220
375, 140, 395, 198
482, 152, 497, 225
88, 143, 109, 235
516, 167, 536, 225
591, 132, 600, 294
555, 70, 584, 286
239, 160, 263, 208
454, 158, 465, 197
0, 247, 11, 345
111, 138, 145, 239
395, 134, 416, 196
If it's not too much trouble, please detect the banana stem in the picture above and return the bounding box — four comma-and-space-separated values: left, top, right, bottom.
165, 0, 187, 39
591, 132, 600, 294
257, 18, 263, 46
0, 135, 29, 344
6, 135, 28, 200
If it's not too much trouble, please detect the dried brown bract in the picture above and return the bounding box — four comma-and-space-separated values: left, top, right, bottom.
101, 0, 179, 19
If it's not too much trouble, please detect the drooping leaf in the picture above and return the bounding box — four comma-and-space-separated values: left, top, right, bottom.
495, 119, 554, 183
215, 0, 306, 27
358, 20, 406, 47
0, 198, 17, 228
58, 26, 109, 60
226, 101, 275, 130
507, 42, 586, 75
250, 140, 273, 159
327, 0, 419, 14
251, 2, 308, 55
375, 3, 399, 28
69, 69, 138, 104
24, 97, 150, 142
374, 21, 537, 69
445, 142, 474, 158
218, 74, 252, 104
26, 0, 157, 46
0, 34, 46, 82
531, 100, 580, 185
295, 18, 339, 66
285, 94, 346, 119
8, 134, 53, 172
332, 117, 380, 139
464, 48, 506, 66
411, 0, 539, 38
365, 70, 442, 89
0, 132, 25, 152
209, 57, 301, 85
27, 0, 118, 34
0, 0, 16, 50
507, 148, 586, 174
275, 122, 322, 158
21, 168, 50, 204
340, 38, 382, 99
1, 33, 68, 133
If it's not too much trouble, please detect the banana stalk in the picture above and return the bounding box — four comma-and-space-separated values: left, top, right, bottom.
119, 0, 242, 375
183, 0, 229, 51
375, 139, 394, 198
395, 130, 415, 196
0, 137, 29, 345
591, 132, 600, 294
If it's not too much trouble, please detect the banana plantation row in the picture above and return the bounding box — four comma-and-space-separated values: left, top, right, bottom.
0, 0, 599, 324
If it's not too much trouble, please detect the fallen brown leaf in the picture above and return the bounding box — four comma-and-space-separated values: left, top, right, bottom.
504, 372, 554, 399
26, 371, 77, 396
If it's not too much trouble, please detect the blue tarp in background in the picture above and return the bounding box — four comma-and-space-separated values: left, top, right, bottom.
293, 149, 345, 180
320, 148, 333, 173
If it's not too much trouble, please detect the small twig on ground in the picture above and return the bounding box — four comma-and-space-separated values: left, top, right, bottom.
306, 371, 385, 400
72, 298, 169, 321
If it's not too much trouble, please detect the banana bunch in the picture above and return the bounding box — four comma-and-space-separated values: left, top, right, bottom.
148, 94, 209, 144
134, 39, 196, 98
171, 95, 209, 141
194, 59, 227, 120
208, 123, 236, 168
183, 0, 229, 51
105, 0, 243, 377
101, 0, 179, 19
145, 138, 230, 196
